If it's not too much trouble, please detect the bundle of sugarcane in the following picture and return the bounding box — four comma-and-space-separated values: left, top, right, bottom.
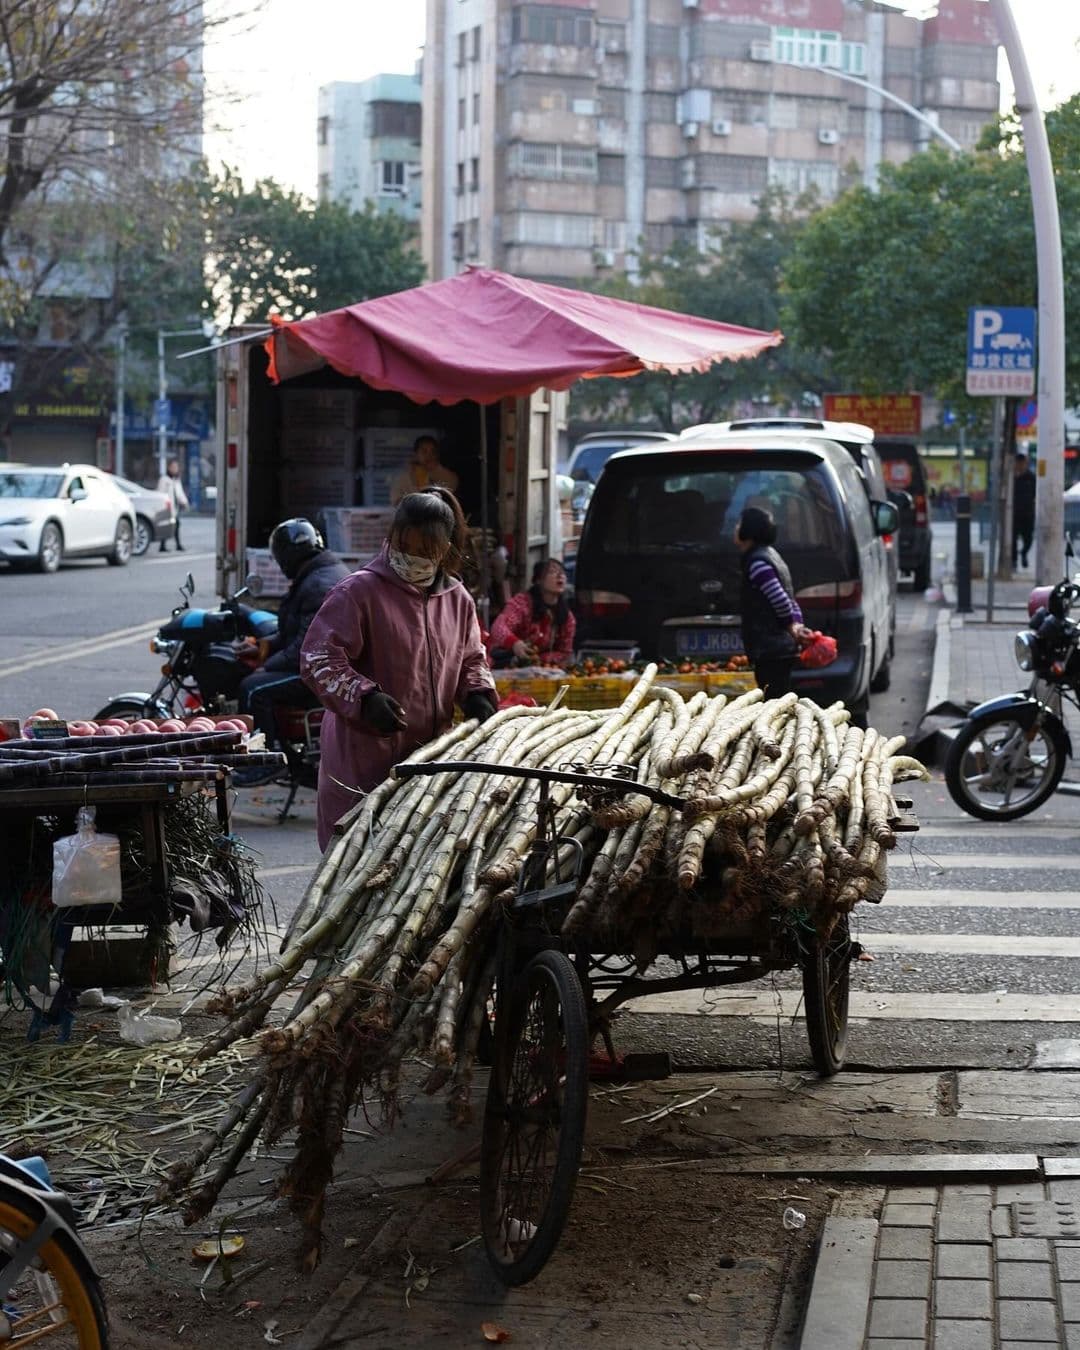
163, 666, 926, 1271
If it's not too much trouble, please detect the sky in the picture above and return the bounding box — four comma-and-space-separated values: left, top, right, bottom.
202, 1, 1080, 197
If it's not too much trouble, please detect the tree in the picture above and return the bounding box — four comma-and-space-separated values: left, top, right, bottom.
202, 168, 426, 328
0, 0, 211, 313
571, 188, 827, 431
780, 95, 1080, 413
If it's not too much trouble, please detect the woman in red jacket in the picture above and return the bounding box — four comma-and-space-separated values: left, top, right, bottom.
489, 557, 576, 668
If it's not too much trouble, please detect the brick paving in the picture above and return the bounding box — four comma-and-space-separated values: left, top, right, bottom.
861, 1183, 1080, 1349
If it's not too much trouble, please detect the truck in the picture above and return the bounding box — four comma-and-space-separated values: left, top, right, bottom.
214, 328, 567, 608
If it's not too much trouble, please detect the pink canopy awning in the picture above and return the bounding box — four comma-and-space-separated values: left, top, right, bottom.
264, 267, 782, 405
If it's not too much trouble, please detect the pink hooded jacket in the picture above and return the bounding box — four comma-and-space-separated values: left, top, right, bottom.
300, 548, 496, 848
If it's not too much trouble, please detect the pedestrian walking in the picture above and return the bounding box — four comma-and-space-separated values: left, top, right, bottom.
1012, 452, 1037, 569
157, 458, 190, 551
301, 487, 497, 849
734, 505, 811, 698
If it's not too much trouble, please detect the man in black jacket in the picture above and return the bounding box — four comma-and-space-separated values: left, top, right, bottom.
236, 519, 350, 783
1012, 452, 1037, 570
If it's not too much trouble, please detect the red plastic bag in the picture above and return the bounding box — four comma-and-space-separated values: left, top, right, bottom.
798, 631, 838, 669
498, 692, 537, 709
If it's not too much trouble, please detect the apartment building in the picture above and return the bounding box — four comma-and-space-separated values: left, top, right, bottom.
317, 73, 422, 222
422, 0, 999, 282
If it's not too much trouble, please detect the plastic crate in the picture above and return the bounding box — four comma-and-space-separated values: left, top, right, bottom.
703, 671, 758, 696
319, 507, 394, 557
493, 675, 562, 705
246, 548, 289, 599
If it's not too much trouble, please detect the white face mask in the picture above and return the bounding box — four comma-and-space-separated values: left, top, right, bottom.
388, 547, 438, 587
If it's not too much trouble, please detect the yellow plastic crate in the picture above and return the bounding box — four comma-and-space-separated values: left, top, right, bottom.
703, 671, 758, 696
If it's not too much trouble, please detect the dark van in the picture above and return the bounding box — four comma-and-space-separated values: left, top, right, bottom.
877, 440, 932, 589
574, 434, 898, 717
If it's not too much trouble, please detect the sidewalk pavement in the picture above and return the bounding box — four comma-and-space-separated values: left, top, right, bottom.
801, 1171, 1080, 1349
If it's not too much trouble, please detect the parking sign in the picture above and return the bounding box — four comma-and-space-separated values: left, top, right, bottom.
966, 306, 1036, 396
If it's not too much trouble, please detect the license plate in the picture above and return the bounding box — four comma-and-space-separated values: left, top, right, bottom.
676, 628, 743, 657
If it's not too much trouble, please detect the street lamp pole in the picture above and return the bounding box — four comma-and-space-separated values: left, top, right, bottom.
989, 0, 1066, 585
114, 314, 127, 478
156, 328, 168, 480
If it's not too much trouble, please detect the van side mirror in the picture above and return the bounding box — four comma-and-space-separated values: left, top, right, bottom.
872, 499, 900, 536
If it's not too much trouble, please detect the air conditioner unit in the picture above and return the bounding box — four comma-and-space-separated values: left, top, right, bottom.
749, 41, 772, 61
680, 158, 697, 188
682, 120, 699, 139
818, 128, 839, 145
711, 118, 732, 137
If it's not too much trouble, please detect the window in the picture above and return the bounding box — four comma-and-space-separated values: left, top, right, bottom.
317, 172, 330, 200
511, 6, 593, 47
596, 20, 626, 52
768, 158, 839, 198
466, 218, 480, 257
598, 153, 625, 186
456, 161, 466, 195
317, 115, 329, 146
599, 89, 626, 120
458, 98, 466, 131
472, 93, 480, 124
646, 156, 679, 188
456, 32, 467, 65
511, 142, 598, 181
369, 101, 421, 139
470, 156, 479, 192
772, 26, 849, 70
471, 25, 481, 60
380, 160, 406, 194
508, 212, 596, 247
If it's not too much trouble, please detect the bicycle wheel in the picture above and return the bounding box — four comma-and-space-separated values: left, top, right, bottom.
0, 1191, 108, 1347
802, 915, 851, 1077
480, 948, 588, 1286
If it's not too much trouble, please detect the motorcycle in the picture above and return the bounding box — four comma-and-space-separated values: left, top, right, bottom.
945, 577, 1080, 820
96, 573, 322, 819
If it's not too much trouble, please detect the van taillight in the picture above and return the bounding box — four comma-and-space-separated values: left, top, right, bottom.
796, 581, 862, 610
577, 589, 632, 617
914, 493, 928, 527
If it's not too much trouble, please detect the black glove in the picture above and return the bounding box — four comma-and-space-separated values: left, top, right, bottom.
361, 690, 408, 735
463, 691, 497, 724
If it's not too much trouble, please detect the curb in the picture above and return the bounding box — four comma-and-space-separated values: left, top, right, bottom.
924, 608, 955, 718
799, 1215, 878, 1350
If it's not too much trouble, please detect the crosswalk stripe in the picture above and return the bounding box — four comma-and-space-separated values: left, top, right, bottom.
861, 932, 1080, 958
890, 852, 1080, 871
882, 889, 1080, 910
913, 825, 1080, 843
623, 990, 1080, 1022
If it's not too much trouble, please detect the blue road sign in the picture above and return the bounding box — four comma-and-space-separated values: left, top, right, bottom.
152, 397, 172, 429
966, 306, 1036, 397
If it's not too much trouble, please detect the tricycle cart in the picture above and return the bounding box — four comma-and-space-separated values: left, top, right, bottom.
396, 759, 868, 1287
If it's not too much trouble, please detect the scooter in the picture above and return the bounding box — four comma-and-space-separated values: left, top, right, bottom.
96, 573, 321, 819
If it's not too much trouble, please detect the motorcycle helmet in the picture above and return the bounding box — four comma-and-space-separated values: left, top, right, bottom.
270, 518, 324, 580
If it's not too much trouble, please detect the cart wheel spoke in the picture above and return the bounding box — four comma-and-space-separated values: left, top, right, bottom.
480, 949, 588, 1286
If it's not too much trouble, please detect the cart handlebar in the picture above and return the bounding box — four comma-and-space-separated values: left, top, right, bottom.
393, 759, 686, 810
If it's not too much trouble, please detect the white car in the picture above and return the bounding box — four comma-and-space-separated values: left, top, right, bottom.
0, 464, 137, 573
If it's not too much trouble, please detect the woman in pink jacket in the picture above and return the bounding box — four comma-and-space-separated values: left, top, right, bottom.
301, 489, 497, 849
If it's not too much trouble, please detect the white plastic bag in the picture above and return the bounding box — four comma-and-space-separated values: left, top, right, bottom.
117, 1004, 181, 1045
52, 806, 122, 908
